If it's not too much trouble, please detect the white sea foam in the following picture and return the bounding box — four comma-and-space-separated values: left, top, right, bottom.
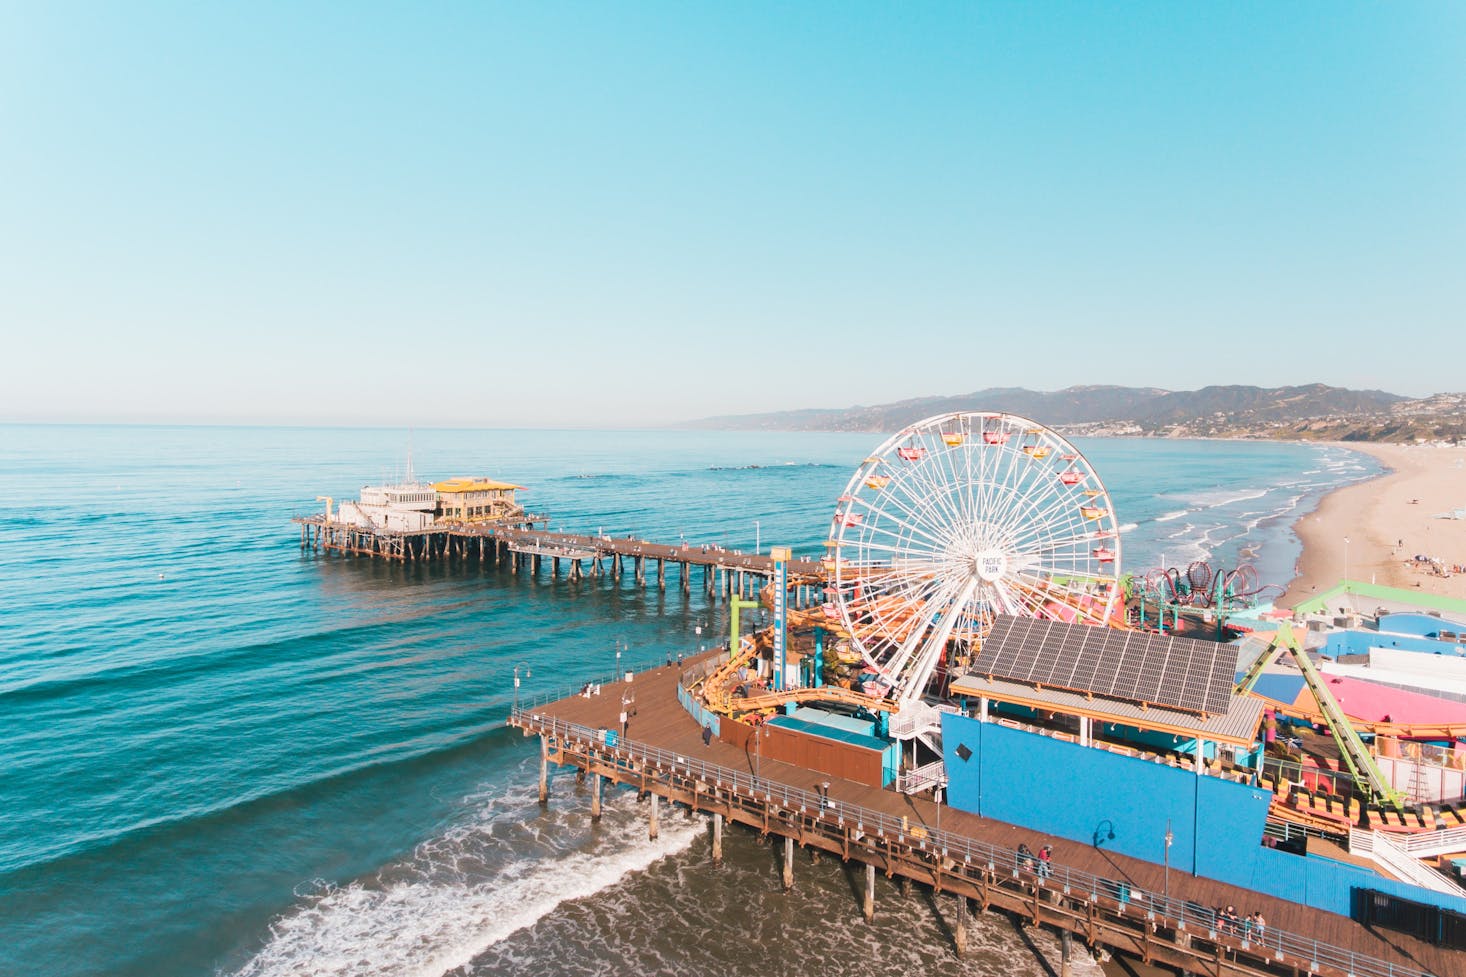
1116, 522, 1138, 534
233, 794, 703, 977
1187, 487, 1268, 508
1155, 510, 1188, 523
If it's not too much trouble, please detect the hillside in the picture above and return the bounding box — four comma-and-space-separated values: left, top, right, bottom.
689, 384, 1466, 443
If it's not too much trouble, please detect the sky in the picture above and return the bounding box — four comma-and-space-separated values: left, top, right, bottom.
1, 3, 1463, 427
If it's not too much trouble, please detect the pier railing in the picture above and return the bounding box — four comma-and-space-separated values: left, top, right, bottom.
514, 655, 672, 713
511, 706, 1443, 977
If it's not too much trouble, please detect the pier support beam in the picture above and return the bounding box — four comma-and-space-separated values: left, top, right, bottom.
539, 735, 550, 804
712, 812, 724, 865
649, 793, 659, 840
782, 835, 795, 891
591, 772, 602, 821
863, 862, 876, 922
1060, 928, 1073, 977
953, 895, 969, 958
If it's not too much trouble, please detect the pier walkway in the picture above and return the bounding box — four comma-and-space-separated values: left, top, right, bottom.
510, 656, 1459, 977
293, 514, 823, 598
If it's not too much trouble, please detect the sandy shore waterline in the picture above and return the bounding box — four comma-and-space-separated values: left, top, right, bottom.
1278, 442, 1466, 608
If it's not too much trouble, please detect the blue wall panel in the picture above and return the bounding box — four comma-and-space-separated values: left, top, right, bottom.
940, 712, 1466, 918
942, 713, 1202, 871
1323, 629, 1466, 659
1379, 612, 1466, 638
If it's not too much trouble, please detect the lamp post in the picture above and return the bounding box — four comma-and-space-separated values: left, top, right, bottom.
513, 661, 531, 713
1164, 819, 1174, 905
934, 784, 943, 835
755, 520, 760, 555
614, 638, 622, 678
1343, 536, 1351, 589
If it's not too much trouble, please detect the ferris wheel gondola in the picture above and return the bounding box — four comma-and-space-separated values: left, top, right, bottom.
827, 411, 1123, 704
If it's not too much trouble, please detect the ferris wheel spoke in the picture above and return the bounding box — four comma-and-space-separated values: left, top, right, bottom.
851, 486, 960, 553
897, 449, 976, 539
898, 577, 978, 703
982, 451, 1068, 541
850, 513, 950, 557
881, 573, 969, 682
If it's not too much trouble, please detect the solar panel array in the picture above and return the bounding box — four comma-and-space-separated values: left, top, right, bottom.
969, 615, 1234, 716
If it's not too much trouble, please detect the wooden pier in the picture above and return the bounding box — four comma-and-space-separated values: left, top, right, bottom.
292, 514, 824, 601
509, 656, 1457, 977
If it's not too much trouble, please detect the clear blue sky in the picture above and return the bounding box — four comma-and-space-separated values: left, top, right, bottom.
2, 3, 1462, 426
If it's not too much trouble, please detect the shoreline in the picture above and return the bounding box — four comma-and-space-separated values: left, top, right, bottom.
1278, 442, 1466, 608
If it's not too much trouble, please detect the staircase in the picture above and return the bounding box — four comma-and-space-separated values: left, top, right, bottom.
890, 700, 960, 793
1350, 829, 1466, 897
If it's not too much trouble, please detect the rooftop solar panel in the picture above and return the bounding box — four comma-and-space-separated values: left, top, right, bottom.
968, 614, 1236, 716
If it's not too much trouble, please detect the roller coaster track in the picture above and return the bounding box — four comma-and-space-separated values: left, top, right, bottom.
697, 627, 896, 718
1239, 624, 1406, 812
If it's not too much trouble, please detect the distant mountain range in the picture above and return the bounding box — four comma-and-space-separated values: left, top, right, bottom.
689, 384, 1466, 443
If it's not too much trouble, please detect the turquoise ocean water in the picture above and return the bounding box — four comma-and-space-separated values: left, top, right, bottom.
0, 426, 1378, 977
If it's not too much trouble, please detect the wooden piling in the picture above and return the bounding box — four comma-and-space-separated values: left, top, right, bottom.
954, 895, 969, 958
863, 861, 876, 921
649, 792, 659, 840
539, 734, 550, 804
591, 772, 602, 821
782, 835, 795, 891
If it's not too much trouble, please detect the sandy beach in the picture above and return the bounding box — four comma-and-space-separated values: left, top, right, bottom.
1278, 442, 1466, 607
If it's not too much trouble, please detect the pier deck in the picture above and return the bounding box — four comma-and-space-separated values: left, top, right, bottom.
293, 515, 823, 594
511, 656, 1460, 977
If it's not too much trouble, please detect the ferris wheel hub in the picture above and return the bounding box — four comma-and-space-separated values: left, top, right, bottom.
972, 549, 1008, 583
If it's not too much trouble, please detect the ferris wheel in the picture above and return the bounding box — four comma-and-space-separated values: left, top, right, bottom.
826, 411, 1122, 704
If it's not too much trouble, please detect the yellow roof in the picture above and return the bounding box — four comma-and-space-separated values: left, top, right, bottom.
433, 477, 524, 493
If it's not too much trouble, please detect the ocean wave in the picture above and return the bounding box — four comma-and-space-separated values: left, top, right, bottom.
1154, 510, 1188, 523
1115, 522, 1138, 534
0, 725, 519, 880
232, 792, 702, 977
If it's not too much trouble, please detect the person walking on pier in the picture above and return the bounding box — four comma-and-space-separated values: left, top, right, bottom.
702, 723, 713, 748
1037, 844, 1052, 879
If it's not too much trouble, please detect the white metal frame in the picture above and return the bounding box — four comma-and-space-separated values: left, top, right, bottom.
829, 411, 1122, 703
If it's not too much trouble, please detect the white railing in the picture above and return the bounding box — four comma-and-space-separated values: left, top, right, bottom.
1400, 824, 1466, 858
896, 759, 947, 794
1352, 829, 1466, 897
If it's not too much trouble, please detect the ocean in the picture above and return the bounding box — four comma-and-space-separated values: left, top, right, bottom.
0, 425, 1380, 977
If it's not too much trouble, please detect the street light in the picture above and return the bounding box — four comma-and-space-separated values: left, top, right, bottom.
1343, 536, 1351, 590
1164, 818, 1174, 904
755, 520, 760, 555
614, 638, 622, 678
513, 661, 532, 713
